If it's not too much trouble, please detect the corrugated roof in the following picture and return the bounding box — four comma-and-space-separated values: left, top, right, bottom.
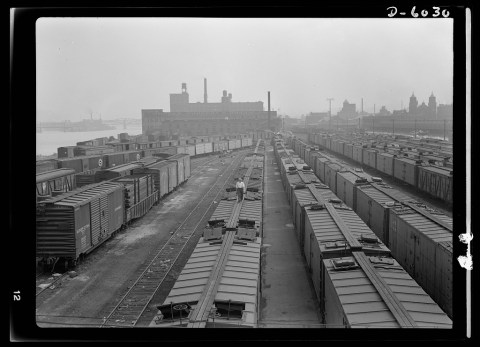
391, 204, 452, 241
43, 181, 123, 207
158, 237, 261, 326
305, 204, 390, 255
357, 183, 413, 204
324, 256, 452, 328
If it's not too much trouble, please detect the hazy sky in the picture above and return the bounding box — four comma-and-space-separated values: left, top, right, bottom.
36, 17, 453, 121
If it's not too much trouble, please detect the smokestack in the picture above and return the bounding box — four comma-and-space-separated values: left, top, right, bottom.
204, 78, 208, 103
361, 98, 364, 113
268, 91, 271, 131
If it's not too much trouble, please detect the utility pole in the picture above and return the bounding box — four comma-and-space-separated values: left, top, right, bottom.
327, 98, 334, 132
373, 104, 375, 135
393, 119, 395, 136
268, 91, 271, 131
444, 119, 446, 140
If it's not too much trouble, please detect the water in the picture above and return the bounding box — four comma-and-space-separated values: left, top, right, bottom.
36, 124, 143, 156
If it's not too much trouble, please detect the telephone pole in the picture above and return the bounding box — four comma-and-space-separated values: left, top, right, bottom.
327, 98, 334, 132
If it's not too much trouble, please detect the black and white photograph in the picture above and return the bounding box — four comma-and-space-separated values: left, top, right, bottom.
9, 4, 473, 342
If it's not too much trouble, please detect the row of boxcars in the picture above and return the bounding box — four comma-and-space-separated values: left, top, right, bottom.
36, 137, 255, 202
36, 137, 254, 175
36, 140, 255, 268
301, 132, 453, 204
150, 140, 265, 328
274, 139, 452, 328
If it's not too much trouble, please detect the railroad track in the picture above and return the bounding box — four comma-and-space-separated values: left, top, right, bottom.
99, 150, 248, 327
36, 272, 68, 297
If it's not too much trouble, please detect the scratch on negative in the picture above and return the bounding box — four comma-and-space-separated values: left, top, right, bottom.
458, 232, 473, 270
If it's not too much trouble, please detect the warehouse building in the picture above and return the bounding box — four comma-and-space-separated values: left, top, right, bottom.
142, 80, 281, 137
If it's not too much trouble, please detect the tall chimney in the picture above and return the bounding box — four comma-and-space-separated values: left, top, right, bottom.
361, 98, 364, 113
204, 78, 208, 103
268, 91, 271, 131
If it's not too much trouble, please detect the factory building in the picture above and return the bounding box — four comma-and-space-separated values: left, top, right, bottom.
142, 79, 281, 137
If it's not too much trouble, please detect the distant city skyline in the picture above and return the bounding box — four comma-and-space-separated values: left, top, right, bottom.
37, 18, 453, 122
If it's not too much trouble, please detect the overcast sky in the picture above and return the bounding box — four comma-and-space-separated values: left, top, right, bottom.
36, 17, 453, 121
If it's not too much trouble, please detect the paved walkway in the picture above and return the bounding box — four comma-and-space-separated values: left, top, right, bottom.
258, 145, 322, 328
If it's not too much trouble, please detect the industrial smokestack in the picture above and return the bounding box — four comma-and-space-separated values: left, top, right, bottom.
268, 91, 271, 131
204, 78, 208, 103
361, 98, 364, 113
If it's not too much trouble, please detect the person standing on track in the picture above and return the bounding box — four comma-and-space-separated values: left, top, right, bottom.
236, 177, 246, 203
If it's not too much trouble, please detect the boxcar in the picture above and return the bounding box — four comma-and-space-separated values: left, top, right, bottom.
36, 168, 76, 202
322, 254, 452, 328
376, 152, 396, 176
354, 183, 412, 245
388, 203, 452, 317
324, 162, 344, 194
103, 152, 126, 168
335, 170, 370, 210
343, 143, 354, 160
204, 142, 213, 154
195, 143, 205, 155
133, 161, 169, 200
303, 201, 390, 306
393, 157, 419, 186
235, 139, 242, 149
110, 173, 156, 220
167, 154, 191, 185
151, 233, 262, 328
74, 145, 115, 157
185, 145, 196, 157
94, 162, 142, 183
57, 154, 107, 173
57, 146, 76, 159
36, 181, 125, 264
123, 150, 143, 163
417, 165, 453, 204
362, 148, 377, 169
316, 157, 331, 183
36, 159, 59, 174
352, 145, 363, 164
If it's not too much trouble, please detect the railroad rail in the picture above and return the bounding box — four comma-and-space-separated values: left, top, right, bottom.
99, 149, 251, 327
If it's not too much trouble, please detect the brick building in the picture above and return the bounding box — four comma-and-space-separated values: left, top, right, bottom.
142, 81, 281, 137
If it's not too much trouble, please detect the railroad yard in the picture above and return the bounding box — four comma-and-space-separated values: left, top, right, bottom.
35, 131, 454, 330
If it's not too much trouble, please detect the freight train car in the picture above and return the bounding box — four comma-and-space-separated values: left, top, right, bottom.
166, 154, 191, 186
36, 159, 59, 174
354, 182, 414, 245
335, 170, 370, 210
36, 168, 76, 202
36, 181, 126, 268
276, 135, 453, 325
322, 253, 452, 328
417, 165, 453, 204
57, 154, 107, 173
94, 162, 143, 183
110, 173, 157, 221
150, 140, 265, 328
133, 160, 170, 200
388, 202, 453, 318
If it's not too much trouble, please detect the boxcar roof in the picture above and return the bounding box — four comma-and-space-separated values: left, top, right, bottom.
324, 255, 452, 328
41, 181, 123, 206
159, 237, 261, 316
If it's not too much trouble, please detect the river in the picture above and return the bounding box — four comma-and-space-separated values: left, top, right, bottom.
36, 124, 143, 156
